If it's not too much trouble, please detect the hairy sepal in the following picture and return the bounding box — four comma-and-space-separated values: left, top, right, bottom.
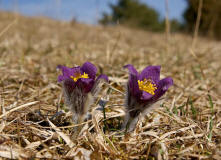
123, 83, 163, 132
62, 81, 94, 124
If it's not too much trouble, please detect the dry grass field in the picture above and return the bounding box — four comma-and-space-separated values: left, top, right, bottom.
0, 11, 220, 159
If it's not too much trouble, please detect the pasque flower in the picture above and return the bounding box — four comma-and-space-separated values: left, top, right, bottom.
57, 62, 108, 125
123, 64, 173, 131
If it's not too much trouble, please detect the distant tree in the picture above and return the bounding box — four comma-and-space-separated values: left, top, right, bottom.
170, 19, 184, 32
161, 19, 184, 33
184, 0, 221, 39
99, 0, 163, 31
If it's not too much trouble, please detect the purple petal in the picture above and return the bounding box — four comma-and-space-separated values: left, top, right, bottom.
77, 78, 94, 93
81, 62, 97, 80
57, 65, 81, 82
57, 65, 63, 70
58, 75, 68, 82
79, 78, 93, 84
139, 66, 161, 83
62, 79, 76, 96
124, 64, 138, 75
57, 66, 73, 82
71, 66, 82, 77
141, 91, 153, 101
153, 77, 173, 101
128, 72, 141, 98
124, 64, 138, 76
96, 74, 108, 82
59, 66, 74, 77
124, 64, 141, 99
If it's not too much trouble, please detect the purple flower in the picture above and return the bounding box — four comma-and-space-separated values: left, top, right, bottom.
58, 62, 108, 94
57, 62, 108, 126
123, 64, 173, 131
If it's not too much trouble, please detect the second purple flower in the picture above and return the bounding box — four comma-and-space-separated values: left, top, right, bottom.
123, 64, 173, 131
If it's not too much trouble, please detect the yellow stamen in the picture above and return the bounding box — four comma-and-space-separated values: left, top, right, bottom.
138, 79, 157, 95
70, 72, 89, 82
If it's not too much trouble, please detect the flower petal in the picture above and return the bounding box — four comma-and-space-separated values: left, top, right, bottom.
57, 65, 72, 82
58, 75, 68, 82
141, 91, 153, 101
128, 72, 141, 98
62, 79, 76, 97
139, 66, 161, 83
124, 64, 141, 99
71, 66, 81, 76
81, 62, 97, 79
153, 77, 173, 101
124, 64, 138, 76
78, 78, 94, 93
59, 65, 73, 76
57, 65, 81, 82
96, 74, 108, 82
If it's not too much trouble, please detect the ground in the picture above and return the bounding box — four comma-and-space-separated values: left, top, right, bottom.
0, 11, 220, 159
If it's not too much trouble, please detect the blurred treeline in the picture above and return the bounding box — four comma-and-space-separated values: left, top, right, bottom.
99, 0, 221, 40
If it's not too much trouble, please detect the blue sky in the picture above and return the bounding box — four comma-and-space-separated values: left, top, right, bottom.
0, 0, 187, 24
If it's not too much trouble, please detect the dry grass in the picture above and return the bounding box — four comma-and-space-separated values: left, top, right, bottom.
0, 11, 220, 159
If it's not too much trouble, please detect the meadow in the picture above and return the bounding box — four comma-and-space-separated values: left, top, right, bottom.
0, 12, 220, 159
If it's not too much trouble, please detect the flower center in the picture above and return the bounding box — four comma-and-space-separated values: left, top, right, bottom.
138, 79, 157, 95
70, 72, 89, 82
